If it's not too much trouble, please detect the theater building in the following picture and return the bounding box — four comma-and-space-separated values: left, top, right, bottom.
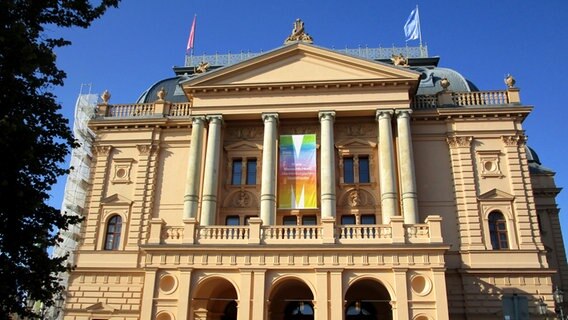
62, 22, 566, 320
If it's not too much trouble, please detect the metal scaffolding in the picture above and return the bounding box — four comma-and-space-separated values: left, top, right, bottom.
48, 84, 98, 319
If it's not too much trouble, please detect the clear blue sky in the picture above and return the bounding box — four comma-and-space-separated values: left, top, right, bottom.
49, 1, 568, 249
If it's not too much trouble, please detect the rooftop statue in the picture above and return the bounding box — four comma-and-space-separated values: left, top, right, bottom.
195, 61, 210, 74
284, 19, 313, 44
391, 53, 409, 67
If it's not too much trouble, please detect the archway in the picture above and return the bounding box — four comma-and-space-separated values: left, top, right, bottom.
345, 279, 392, 320
192, 277, 238, 320
269, 278, 314, 320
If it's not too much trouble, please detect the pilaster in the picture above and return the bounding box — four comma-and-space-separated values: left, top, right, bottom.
376, 109, 399, 223
432, 269, 450, 320
200, 115, 223, 226
251, 270, 266, 320
315, 270, 330, 320
502, 134, 542, 250
319, 111, 337, 219
83, 145, 112, 250
140, 268, 158, 319
238, 270, 253, 320
329, 270, 343, 320
446, 136, 485, 250
260, 113, 279, 225
130, 142, 160, 249
177, 268, 193, 320
393, 268, 409, 320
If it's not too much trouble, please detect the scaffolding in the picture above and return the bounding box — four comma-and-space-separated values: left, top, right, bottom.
48, 84, 98, 319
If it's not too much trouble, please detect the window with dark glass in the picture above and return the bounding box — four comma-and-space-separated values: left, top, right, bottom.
489, 211, 509, 249
302, 215, 317, 225
283, 216, 297, 225
343, 157, 354, 183
231, 159, 242, 185
244, 215, 256, 225
341, 215, 356, 225
358, 156, 370, 183
104, 215, 122, 250
246, 158, 257, 185
361, 214, 376, 225
226, 215, 240, 226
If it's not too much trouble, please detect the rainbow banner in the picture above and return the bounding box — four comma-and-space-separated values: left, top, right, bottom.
278, 134, 317, 209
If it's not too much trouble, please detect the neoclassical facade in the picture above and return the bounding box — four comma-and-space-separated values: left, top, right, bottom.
62, 36, 566, 320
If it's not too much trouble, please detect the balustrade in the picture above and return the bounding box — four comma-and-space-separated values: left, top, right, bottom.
108, 103, 155, 117
151, 215, 443, 245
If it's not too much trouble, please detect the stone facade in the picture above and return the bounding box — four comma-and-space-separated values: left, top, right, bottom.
63, 43, 566, 320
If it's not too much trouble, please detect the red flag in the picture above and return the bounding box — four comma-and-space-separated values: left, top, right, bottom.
186, 15, 196, 53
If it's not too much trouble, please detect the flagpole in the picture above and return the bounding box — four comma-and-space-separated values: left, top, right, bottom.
416, 5, 423, 48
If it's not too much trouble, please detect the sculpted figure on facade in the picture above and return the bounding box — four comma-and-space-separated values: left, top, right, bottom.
284, 19, 313, 44
391, 53, 409, 67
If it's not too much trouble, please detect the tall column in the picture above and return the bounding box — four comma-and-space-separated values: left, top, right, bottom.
319, 111, 336, 219
376, 110, 399, 223
260, 113, 278, 225
396, 109, 419, 224
183, 116, 206, 219
200, 115, 223, 226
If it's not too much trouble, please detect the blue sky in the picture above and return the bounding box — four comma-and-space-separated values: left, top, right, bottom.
49, 1, 568, 249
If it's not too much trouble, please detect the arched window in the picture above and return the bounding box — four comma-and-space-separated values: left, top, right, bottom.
104, 215, 122, 250
488, 211, 508, 250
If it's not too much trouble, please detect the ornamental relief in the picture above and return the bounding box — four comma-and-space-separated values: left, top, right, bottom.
137, 144, 159, 156
223, 190, 259, 209
501, 134, 527, 147
337, 123, 375, 138
339, 188, 376, 208
93, 145, 112, 156
446, 136, 472, 148
226, 127, 261, 141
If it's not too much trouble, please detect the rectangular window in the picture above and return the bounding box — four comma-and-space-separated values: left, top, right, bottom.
283, 216, 297, 225
231, 159, 242, 185
343, 157, 354, 183
244, 215, 256, 225
302, 215, 317, 225
341, 215, 356, 225
361, 214, 376, 225
246, 158, 257, 185
225, 215, 240, 226
359, 156, 370, 183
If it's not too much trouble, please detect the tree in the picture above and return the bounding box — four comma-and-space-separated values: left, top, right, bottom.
0, 1, 119, 318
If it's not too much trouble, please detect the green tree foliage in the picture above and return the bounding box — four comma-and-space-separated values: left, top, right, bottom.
0, 1, 119, 318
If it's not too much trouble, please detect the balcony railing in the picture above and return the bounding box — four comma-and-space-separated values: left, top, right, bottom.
149, 215, 443, 246
95, 88, 520, 120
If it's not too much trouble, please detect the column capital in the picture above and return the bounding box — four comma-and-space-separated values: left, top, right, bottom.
318, 111, 336, 122
395, 108, 413, 117
375, 109, 394, 121
262, 112, 279, 123
206, 114, 223, 124
190, 115, 206, 124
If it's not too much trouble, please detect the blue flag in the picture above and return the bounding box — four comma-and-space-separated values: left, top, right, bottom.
404, 8, 420, 41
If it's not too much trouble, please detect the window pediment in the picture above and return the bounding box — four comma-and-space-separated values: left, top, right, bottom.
224, 141, 262, 152
478, 188, 515, 201
100, 193, 133, 206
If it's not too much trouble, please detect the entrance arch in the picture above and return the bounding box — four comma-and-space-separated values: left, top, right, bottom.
269, 277, 314, 320
345, 278, 392, 320
192, 277, 238, 320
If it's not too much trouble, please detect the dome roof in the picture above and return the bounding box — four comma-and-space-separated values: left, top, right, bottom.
136, 76, 189, 103
526, 145, 555, 174
411, 66, 478, 95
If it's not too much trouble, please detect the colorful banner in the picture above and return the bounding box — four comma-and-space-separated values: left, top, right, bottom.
278, 134, 317, 209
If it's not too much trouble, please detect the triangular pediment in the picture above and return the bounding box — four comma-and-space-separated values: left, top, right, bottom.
184, 43, 420, 88
224, 141, 262, 152
336, 138, 377, 150
478, 188, 515, 201
85, 302, 118, 313
101, 193, 133, 206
